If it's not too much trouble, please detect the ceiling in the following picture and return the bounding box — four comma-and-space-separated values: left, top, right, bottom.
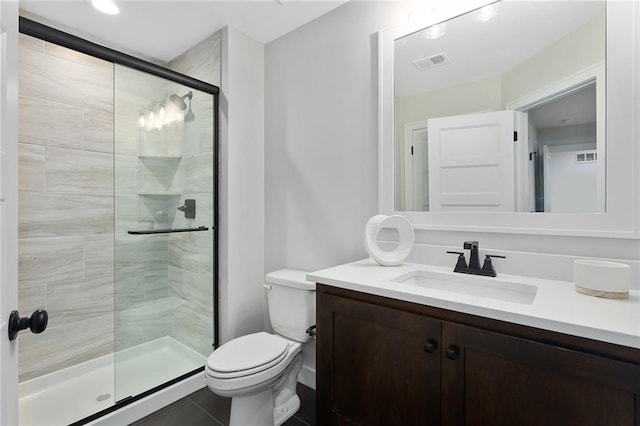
394, 0, 605, 98
19, 0, 348, 63
529, 83, 596, 130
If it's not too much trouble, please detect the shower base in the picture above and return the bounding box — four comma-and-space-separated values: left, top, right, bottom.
19, 336, 206, 426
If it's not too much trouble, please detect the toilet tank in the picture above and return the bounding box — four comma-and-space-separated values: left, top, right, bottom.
265, 269, 316, 343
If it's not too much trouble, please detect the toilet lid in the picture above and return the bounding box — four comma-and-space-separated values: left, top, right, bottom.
207, 332, 289, 375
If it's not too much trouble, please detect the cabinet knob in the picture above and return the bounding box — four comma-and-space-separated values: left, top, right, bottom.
423, 339, 437, 354
445, 346, 459, 360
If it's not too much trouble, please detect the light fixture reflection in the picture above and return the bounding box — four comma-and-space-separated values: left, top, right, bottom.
422, 23, 446, 40
473, 3, 500, 22
91, 0, 120, 15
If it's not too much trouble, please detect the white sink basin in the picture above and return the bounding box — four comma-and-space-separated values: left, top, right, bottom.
391, 269, 538, 305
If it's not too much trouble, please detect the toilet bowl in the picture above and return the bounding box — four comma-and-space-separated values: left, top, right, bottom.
205, 270, 315, 426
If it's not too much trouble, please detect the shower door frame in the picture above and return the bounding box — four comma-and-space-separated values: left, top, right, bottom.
17, 17, 220, 423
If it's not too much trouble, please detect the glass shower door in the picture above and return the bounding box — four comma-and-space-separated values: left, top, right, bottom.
114, 64, 215, 402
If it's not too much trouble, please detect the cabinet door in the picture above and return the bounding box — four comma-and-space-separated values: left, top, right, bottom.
317, 292, 442, 426
441, 322, 640, 426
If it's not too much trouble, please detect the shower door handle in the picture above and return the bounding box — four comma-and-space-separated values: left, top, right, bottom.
7, 309, 48, 341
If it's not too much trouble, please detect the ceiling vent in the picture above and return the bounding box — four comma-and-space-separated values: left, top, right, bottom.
412, 52, 450, 71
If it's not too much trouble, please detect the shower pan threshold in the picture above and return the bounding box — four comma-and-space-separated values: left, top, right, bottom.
19, 336, 206, 426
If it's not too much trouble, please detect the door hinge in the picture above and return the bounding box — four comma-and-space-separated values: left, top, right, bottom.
513, 131, 518, 142
411, 146, 414, 155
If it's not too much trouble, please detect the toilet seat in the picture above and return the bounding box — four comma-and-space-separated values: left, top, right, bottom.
207, 332, 289, 379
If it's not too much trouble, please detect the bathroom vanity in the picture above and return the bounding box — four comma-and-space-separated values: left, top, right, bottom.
311, 260, 640, 426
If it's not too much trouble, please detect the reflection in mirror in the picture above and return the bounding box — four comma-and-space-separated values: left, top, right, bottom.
394, 0, 605, 213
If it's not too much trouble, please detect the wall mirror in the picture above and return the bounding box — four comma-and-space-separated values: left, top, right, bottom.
379, 0, 639, 237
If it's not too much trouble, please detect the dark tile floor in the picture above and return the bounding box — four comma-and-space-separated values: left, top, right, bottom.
130, 383, 316, 426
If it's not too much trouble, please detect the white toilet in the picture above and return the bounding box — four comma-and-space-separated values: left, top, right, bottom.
205, 269, 315, 426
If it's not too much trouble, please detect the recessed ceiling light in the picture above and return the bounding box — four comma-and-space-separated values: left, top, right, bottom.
92, 0, 120, 15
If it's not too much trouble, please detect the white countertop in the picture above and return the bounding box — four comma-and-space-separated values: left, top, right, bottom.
308, 259, 640, 350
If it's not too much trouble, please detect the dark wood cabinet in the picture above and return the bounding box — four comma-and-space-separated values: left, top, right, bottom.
317, 291, 441, 426
317, 284, 640, 426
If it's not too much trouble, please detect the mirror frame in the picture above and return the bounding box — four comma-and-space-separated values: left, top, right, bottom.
378, 0, 640, 238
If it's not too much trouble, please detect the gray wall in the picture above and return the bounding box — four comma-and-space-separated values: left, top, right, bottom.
265, 0, 639, 279
265, 1, 398, 274
264, 0, 640, 381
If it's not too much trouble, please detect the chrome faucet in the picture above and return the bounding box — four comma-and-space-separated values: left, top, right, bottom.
447, 241, 506, 277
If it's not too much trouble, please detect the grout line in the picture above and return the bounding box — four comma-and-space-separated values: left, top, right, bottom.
187, 397, 225, 426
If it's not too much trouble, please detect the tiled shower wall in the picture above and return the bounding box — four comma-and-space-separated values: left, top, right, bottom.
17, 30, 221, 381
167, 31, 220, 356
17, 34, 115, 381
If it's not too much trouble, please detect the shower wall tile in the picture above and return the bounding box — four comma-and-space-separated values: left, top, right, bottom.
114, 155, 140, 195
168, 231, 213, 273
45, 40, 109, 68
45, 147, 113, 194
19, 192, 113, 238
85, 234, 115, 278
18, 313, 114, 382
140, 127, 183, 157
184, 152, 213, 193
18, 35, 117, 382
115, 113, 141, 156
84, 109, 114, 153
114, 272, 145, 312
173, 306, 214, 357
18, 282, 46, 315
168, 32, 219, 355
138, 195, 180, 228
46, 274, 114, 328
20, 47, 98, 111
18, 97, 84, 149
18, 143, 44, 192
115, 305, 172, 351
143, 263, 170, 300
19, 34, 44, 52
21, 44, 113, 113
115, 194, 141, 232
18, 237, 84, 285
168, 266, 213, 317
18, 29, 220, 381
139, 156, 183, 194
169, 32, 221, 87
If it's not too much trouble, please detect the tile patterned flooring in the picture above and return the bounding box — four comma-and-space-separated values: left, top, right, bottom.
130, 383, 316, 426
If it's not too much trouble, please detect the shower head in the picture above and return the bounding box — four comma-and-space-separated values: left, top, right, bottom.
168, 91, 193, 110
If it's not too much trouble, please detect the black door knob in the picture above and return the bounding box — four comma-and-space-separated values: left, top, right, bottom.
8, 309, 48, 341
445, 346, 459, 360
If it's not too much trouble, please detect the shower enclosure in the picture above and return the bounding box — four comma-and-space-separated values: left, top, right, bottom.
16, 19, 218, 425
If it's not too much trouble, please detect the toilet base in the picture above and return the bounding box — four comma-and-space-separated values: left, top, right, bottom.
229, 389, 276, 426
274, 394, 300, 426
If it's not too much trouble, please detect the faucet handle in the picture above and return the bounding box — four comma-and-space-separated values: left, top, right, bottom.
446, 251, 468, 272
482, 254, 506, 277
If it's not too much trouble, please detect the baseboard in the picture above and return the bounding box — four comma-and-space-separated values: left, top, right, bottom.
298, 364, 316, 390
